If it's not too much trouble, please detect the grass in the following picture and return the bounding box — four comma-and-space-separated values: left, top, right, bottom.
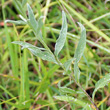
1, 0, 110, 110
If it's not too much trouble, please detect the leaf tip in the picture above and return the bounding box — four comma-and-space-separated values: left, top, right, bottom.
77, 22, 85, 31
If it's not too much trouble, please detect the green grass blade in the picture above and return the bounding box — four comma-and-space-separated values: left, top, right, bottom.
60, 0, 110, 43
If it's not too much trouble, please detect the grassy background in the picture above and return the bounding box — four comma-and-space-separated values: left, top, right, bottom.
1, 0, 110, 109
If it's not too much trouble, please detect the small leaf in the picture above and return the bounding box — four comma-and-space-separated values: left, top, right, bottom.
63, 58, 75, 75
92, 74, 110, 101
74, 23, 86, 82
54, 96, 91, 109
12, 41, 57, 63
54, 11, 67, 56
27, 3, 38, 32
5, 20, 27, 25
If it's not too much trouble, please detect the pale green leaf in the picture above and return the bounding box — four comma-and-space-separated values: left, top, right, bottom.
36, 16, 44, 38
27, 3, 38, 32
54, 96, 92, 109
38, 16, 44, 31
74, 23, 86, 82
12, 41, 57, 63
92, 74, 110, 101
54, 11, 67, 56
74, 22, 86, 63
74, 62, 80, 82
5, 20, 27, 25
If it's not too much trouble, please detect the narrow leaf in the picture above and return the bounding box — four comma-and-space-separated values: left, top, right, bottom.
38, 16, 44, 31
12, 41, 57, 63
54, 96, 92, 109
74, 22, 86, 63
5, 20, 27, 25
92, 74, 110, 101
36, 16, 44, 38
27, 3, 38, 32
74, 23, 86, 82
54, 11, 67, 56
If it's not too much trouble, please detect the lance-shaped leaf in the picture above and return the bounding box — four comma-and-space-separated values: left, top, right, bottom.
54, 96, 92, 109
27, 3, 38, 32
74, 23, 86, 82
12, 41, 57, 64
5, 20, 27, 25
74, 23, 86, 63
92, 74, 110, 101
27, 4, 43, 40
54, 11, 67, 56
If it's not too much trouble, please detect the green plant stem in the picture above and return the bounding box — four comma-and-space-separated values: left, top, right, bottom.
54, 53, 99, 109
71, 77, 99, 110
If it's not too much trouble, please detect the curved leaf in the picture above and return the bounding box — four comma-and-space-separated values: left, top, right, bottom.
12, 41, 57, 64
92, 74, 110, 101
27, 3, 38, 32
54, 11, 67, 56
54, 96, 92, 109
5, 20, 27, 25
